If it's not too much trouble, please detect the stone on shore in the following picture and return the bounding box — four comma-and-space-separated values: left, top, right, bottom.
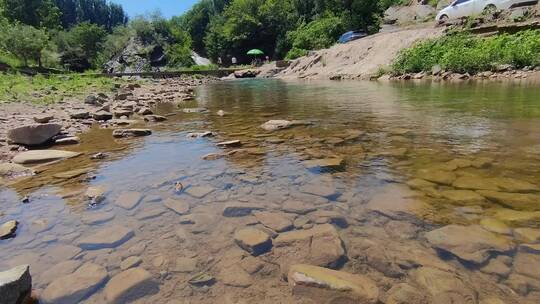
77, 225, 134, 250
112, 129, 152, 138
12, 150, 81, 165
0, 220, 18, 239
92, 111, 113, 121
104, 268, 157, 304
143, 115, 167, 122
425, 225, 514, 264
234, 227, 272, 256
69, 110, 90, 119
288, 264, 379, 304
115, 191, 143, 210
0, 163, 34, 179
41, 263, 108, 304
0, 264, 32, 304
54, 136, 80, 145
8, 124, 62, 146
164, 198, 190, 215
223, 203, 264, 217
33, 115, 54, 123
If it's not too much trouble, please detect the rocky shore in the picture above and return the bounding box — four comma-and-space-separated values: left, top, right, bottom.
0, 76, 216, 165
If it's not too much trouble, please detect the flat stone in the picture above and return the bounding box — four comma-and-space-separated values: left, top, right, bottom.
234, 227, 272, 256
513, 252, 540, 281
174, 257, 197, 273
104, 268, 157, 304
0, 163, 34, 179
77, 225, 134, 250
300, 183, 339, 199
41, 263, 108, 304
0, 264, 31, 304
112, 129, 152, 138
216, 140, 242, 147
417, 169, 456, 185
92, 111, 113, 121
492, 209, 540, 227
282, 200, 316, 214
425, 225, 514, 264
39, 260, 82, 286
0, 220, 18, 239
187, 131, 214, 138
185, 186, 215, 198
8, 124, 62, 146
480, 256, 511, 278
143, 115, 167, 122
288, 264, 379, 304
120, 256, 142, 271
135, 207, 167, 220
115, 191, 143, 210
411, 267, 477, 303
33, 115, 54, 123
452, 176, 500, 191
164, 198, 190, 215
54, 136, 80, 145
514, 228, 540, 243
260, 120, 293, 131
385, 283, 428, 304
13, 150, 81, 165
274, 224, 345, 274
366, 184, 429, 221
69, 110, 90, 119
304, 158, 344, 170
220, 267, 252, 287
53, 168, 89, 179
440, 190, 485, 202
480, 218, 512, 235
489, 177, 540, 193
477, 190, 540, 211
223, 203, 264, 217
253, 211, 293, 232
82, 211, 115, 225
406, 178, 436, 189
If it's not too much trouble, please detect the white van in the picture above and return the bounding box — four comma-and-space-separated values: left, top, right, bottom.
436, 0, 539, 21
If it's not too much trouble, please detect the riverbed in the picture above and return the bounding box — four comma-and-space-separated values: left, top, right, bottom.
1, 79, 540, 303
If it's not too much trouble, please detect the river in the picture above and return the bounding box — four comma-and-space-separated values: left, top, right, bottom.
1, 79, 540, 303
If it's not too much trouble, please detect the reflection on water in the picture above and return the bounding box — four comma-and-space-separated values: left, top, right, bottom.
1, 79, 540, 303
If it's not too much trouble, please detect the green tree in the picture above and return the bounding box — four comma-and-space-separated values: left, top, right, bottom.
285, 14, 344, 59
1, 23, 49, 66
56, 22, 106, 70
2, 0, 61, 29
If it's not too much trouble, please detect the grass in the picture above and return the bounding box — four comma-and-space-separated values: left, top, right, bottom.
0, 73, 124, 104
391, 30, 540, 75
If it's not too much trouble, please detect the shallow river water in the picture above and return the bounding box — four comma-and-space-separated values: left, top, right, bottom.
1, 79, 540, 304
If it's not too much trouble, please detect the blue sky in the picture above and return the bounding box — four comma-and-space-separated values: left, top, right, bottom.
111, 0, 199, 19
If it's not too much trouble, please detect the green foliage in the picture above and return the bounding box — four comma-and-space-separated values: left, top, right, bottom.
392, 30, 540, 74
95, 25, 133, 67
0, 23, 49, 66
55, 22, 107, 71
285, 14, 344, 59
2, 0, 61, 29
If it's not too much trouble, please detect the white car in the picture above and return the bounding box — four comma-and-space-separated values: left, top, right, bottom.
436, 0, 539, 21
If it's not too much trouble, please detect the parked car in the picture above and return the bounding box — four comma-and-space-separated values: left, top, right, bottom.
338, 31, 367, 44
436, 0, 539, 21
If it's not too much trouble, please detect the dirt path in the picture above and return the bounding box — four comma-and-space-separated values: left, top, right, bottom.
276, 25, 444, 80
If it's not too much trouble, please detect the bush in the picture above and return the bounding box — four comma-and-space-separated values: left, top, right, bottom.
391, 30, 540, 74
285, 15, 345, 60
0, 24, 49, 66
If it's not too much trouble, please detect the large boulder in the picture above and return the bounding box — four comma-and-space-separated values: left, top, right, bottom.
0, 264, 32, 304
288, 264, 379, 304
425, 225, 514, 264
7, 124, 61, 146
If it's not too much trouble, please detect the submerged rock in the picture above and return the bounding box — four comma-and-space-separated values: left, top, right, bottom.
112, 129, 152, 138
104, 268, 157, 304
253, 211, 293, 232
288, 264, 379, 304
41, 263, 108, 304
234, 227, 272, 256
77, 225, 134, 250
8, 123, 62, 146
216, 140, 242, 147
411, 267, 477, 304
303, 158, 344, 170
164, 198, 190, 215
425, 225, 514, 264
143, 115, 167, 122
0, 163, 34, 179
477, 190, 540, 211
115, 191, 143, 210
12, 150, 81, 165
223, 203, 264, 217
0, 264, 32, 304
260, 120, 312, 131
273, 224, 345, 275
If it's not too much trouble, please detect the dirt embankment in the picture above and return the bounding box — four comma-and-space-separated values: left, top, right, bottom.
276, 25, 444, 80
